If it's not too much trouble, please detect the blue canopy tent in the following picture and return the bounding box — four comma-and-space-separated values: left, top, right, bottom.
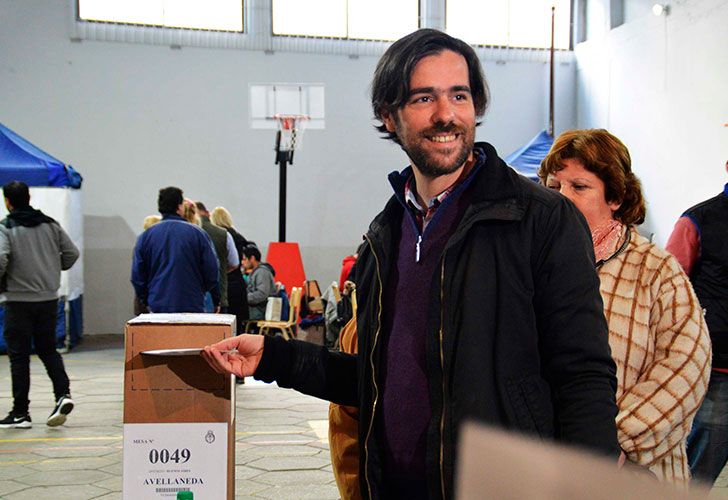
0, 124, 82, 188
0, 123, 84, 351
505, 129, 554, 181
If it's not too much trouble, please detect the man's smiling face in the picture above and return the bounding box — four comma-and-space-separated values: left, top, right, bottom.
382, 49, 476, 178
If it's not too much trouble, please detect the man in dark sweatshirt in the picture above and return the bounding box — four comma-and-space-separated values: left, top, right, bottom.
0, 181, 79, 429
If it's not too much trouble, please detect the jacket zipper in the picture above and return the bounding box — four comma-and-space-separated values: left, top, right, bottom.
363, 234, 383, 500
438, 255, 446, 500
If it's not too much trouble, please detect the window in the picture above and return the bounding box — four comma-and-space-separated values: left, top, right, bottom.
272, 0, 418, 41
78, 0, 244, 32
446, 0, 571, 50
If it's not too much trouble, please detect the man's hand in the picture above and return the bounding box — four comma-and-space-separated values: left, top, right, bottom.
201, 334, 264, 378
214, 306, 221, 314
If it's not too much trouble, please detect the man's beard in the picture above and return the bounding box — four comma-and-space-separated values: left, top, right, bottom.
398, 122, 475, 179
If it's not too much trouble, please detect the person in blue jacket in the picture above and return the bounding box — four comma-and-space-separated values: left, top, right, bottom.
131, 186, 219, 313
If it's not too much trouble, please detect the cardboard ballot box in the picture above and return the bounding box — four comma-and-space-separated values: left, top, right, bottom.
123, 313, 236, 500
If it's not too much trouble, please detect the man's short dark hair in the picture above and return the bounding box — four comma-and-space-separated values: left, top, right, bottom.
3, 181, 30, 209
157, 187, 183, 215
194, 201, 207, 213
371, 28, 489, 144
242, 245, 261, 262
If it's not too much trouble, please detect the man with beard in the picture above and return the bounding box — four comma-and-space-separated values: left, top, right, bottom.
202, 29, 619, 499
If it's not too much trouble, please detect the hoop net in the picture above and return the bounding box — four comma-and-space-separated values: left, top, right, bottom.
274, 114, 309, 152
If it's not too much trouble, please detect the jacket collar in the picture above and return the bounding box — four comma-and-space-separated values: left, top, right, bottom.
162, 214, 185, 222
369, 141, 526, 240
387, 146, 484, 208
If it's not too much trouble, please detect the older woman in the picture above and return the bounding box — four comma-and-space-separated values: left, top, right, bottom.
539, 129, 711, 484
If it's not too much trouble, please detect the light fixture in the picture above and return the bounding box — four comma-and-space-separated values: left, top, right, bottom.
652, 3, 670, 16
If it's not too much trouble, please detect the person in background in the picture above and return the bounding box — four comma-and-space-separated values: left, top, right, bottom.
196, 201, 238, 313
202, 29, 620, 499
666, 159, 728, 487
142, 214, 161, 230
210, 206, 250, 250
338, 252, 357, 292
211, 206, 250, 332
134, 214, 162, 315
131, 187, 220, 313
181, 198, 199, 225
540, 128, 711, 484
241, 245, 275, 321
182, 199, 221, 313
0, 181, 79, 429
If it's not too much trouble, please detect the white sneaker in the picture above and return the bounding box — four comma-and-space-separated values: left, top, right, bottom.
47, 396, 74, 427
0, 412, 32, 429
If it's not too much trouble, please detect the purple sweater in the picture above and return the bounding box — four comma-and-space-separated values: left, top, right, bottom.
378, 170, 475, 484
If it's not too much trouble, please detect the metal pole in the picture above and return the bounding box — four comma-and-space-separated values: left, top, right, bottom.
549, 5, 555, 137
278, 155, 287, 242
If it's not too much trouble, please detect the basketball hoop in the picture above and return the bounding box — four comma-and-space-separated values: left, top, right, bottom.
274, 114, 309, 154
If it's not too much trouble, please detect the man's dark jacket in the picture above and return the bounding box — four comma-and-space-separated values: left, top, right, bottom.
255, 142, 619, 499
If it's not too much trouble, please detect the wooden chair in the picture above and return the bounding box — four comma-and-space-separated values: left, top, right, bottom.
257, 287, 302, 340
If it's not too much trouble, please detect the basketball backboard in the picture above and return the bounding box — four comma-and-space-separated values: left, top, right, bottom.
249, 83, 325, 129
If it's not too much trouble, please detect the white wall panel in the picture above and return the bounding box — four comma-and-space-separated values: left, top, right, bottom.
1, 0, 576, 333
576, 0, 728, 243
